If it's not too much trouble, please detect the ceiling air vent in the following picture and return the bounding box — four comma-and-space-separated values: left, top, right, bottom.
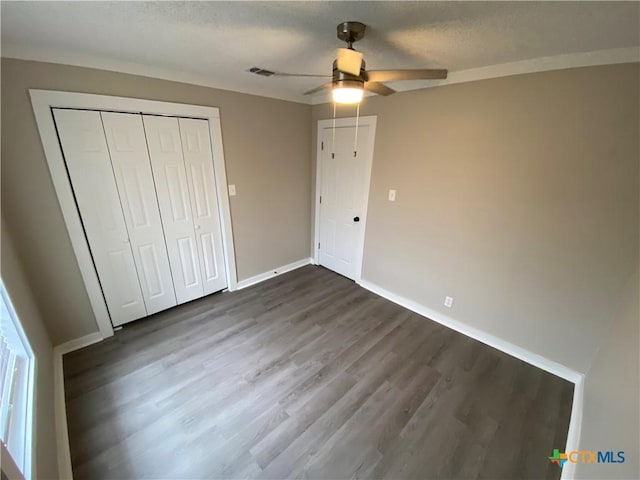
249, 67, 275, 77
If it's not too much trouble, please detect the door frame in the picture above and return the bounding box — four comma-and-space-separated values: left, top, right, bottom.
30, 89, 238, 340
313, 116, 377, 284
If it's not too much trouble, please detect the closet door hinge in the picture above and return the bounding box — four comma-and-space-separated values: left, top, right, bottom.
319, 195, 322, 204
318, 242, 320, 250
321, 141, 324, 151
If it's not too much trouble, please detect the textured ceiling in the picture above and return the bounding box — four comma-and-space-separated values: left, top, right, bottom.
2, 1, 639, 103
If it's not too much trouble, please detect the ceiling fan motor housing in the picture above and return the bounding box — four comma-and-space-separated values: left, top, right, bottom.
332, 59, 366, 90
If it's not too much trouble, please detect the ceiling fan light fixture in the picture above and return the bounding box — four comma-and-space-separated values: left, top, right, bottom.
336, 48, 363, 76
332, 79, 364, 104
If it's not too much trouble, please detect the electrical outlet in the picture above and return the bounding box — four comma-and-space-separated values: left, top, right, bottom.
444, 296, 454, 308
228, 184, 237, 196
388, 189, 396, 201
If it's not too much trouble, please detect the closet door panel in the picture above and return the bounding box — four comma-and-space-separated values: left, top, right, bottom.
142, 115, 204, 304
101, 112, 177, 314
179, 118, 227, 294
53, 109, 146, 326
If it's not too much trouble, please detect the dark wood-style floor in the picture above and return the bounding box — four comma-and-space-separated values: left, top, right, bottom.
64, 265, 573, 480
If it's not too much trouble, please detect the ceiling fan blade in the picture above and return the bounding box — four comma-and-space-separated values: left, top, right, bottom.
365, 69, 448, 82
249, 67, 330, 78
272, 72, 332, 78
304, 83, 332, 96
365, 82, 396, 96
336, 48, 363, 76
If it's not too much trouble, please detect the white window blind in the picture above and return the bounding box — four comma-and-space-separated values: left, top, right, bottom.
0, 280, 34, 480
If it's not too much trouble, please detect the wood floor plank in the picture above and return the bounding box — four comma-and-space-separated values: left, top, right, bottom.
64, 265, 573, 480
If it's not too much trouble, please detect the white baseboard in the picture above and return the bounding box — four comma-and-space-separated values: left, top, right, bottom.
55, 331, 103, 355
236, 258, 312, 290
358, 279, 582, 383
561, 375, 585, 480
53, 331, 103, 480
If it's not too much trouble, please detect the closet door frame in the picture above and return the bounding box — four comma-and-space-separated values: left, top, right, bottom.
30, 90, 238, 340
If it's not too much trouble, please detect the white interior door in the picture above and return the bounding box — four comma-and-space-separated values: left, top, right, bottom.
318, 121, 375, 280
53, 109, 147, 326
178, 118, 228, 294
101, 112, 177, 314
143, 115, 205, 304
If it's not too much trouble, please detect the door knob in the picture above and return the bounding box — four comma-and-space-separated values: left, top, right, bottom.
353, 216, 360, 222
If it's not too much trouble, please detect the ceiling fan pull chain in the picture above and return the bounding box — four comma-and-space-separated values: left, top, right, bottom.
354, 103, 360, 157
332, 102, 337, 155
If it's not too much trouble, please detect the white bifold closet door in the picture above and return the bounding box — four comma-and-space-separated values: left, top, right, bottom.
143, 116, 227, 298
53, 109, 148, 326
55, 109, 228, 327
142, 115, 205, 304
178, 118, 227, 295
100, 112, 178, 315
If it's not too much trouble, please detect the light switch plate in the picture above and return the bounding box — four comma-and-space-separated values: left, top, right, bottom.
229, 184, 237, 196
388, 189, 396, 201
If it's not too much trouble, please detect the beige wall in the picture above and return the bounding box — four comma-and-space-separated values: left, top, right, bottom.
575, 267, 639, 478
1, 58, 312, 345
2, 57, 637, 373
1, 216, 59, 479
312, 63, 639, 374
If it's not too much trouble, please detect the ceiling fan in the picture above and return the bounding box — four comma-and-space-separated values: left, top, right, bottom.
249, 21, 448, 104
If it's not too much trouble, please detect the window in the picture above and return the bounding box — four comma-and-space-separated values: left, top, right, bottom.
0, 280, 34, 480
